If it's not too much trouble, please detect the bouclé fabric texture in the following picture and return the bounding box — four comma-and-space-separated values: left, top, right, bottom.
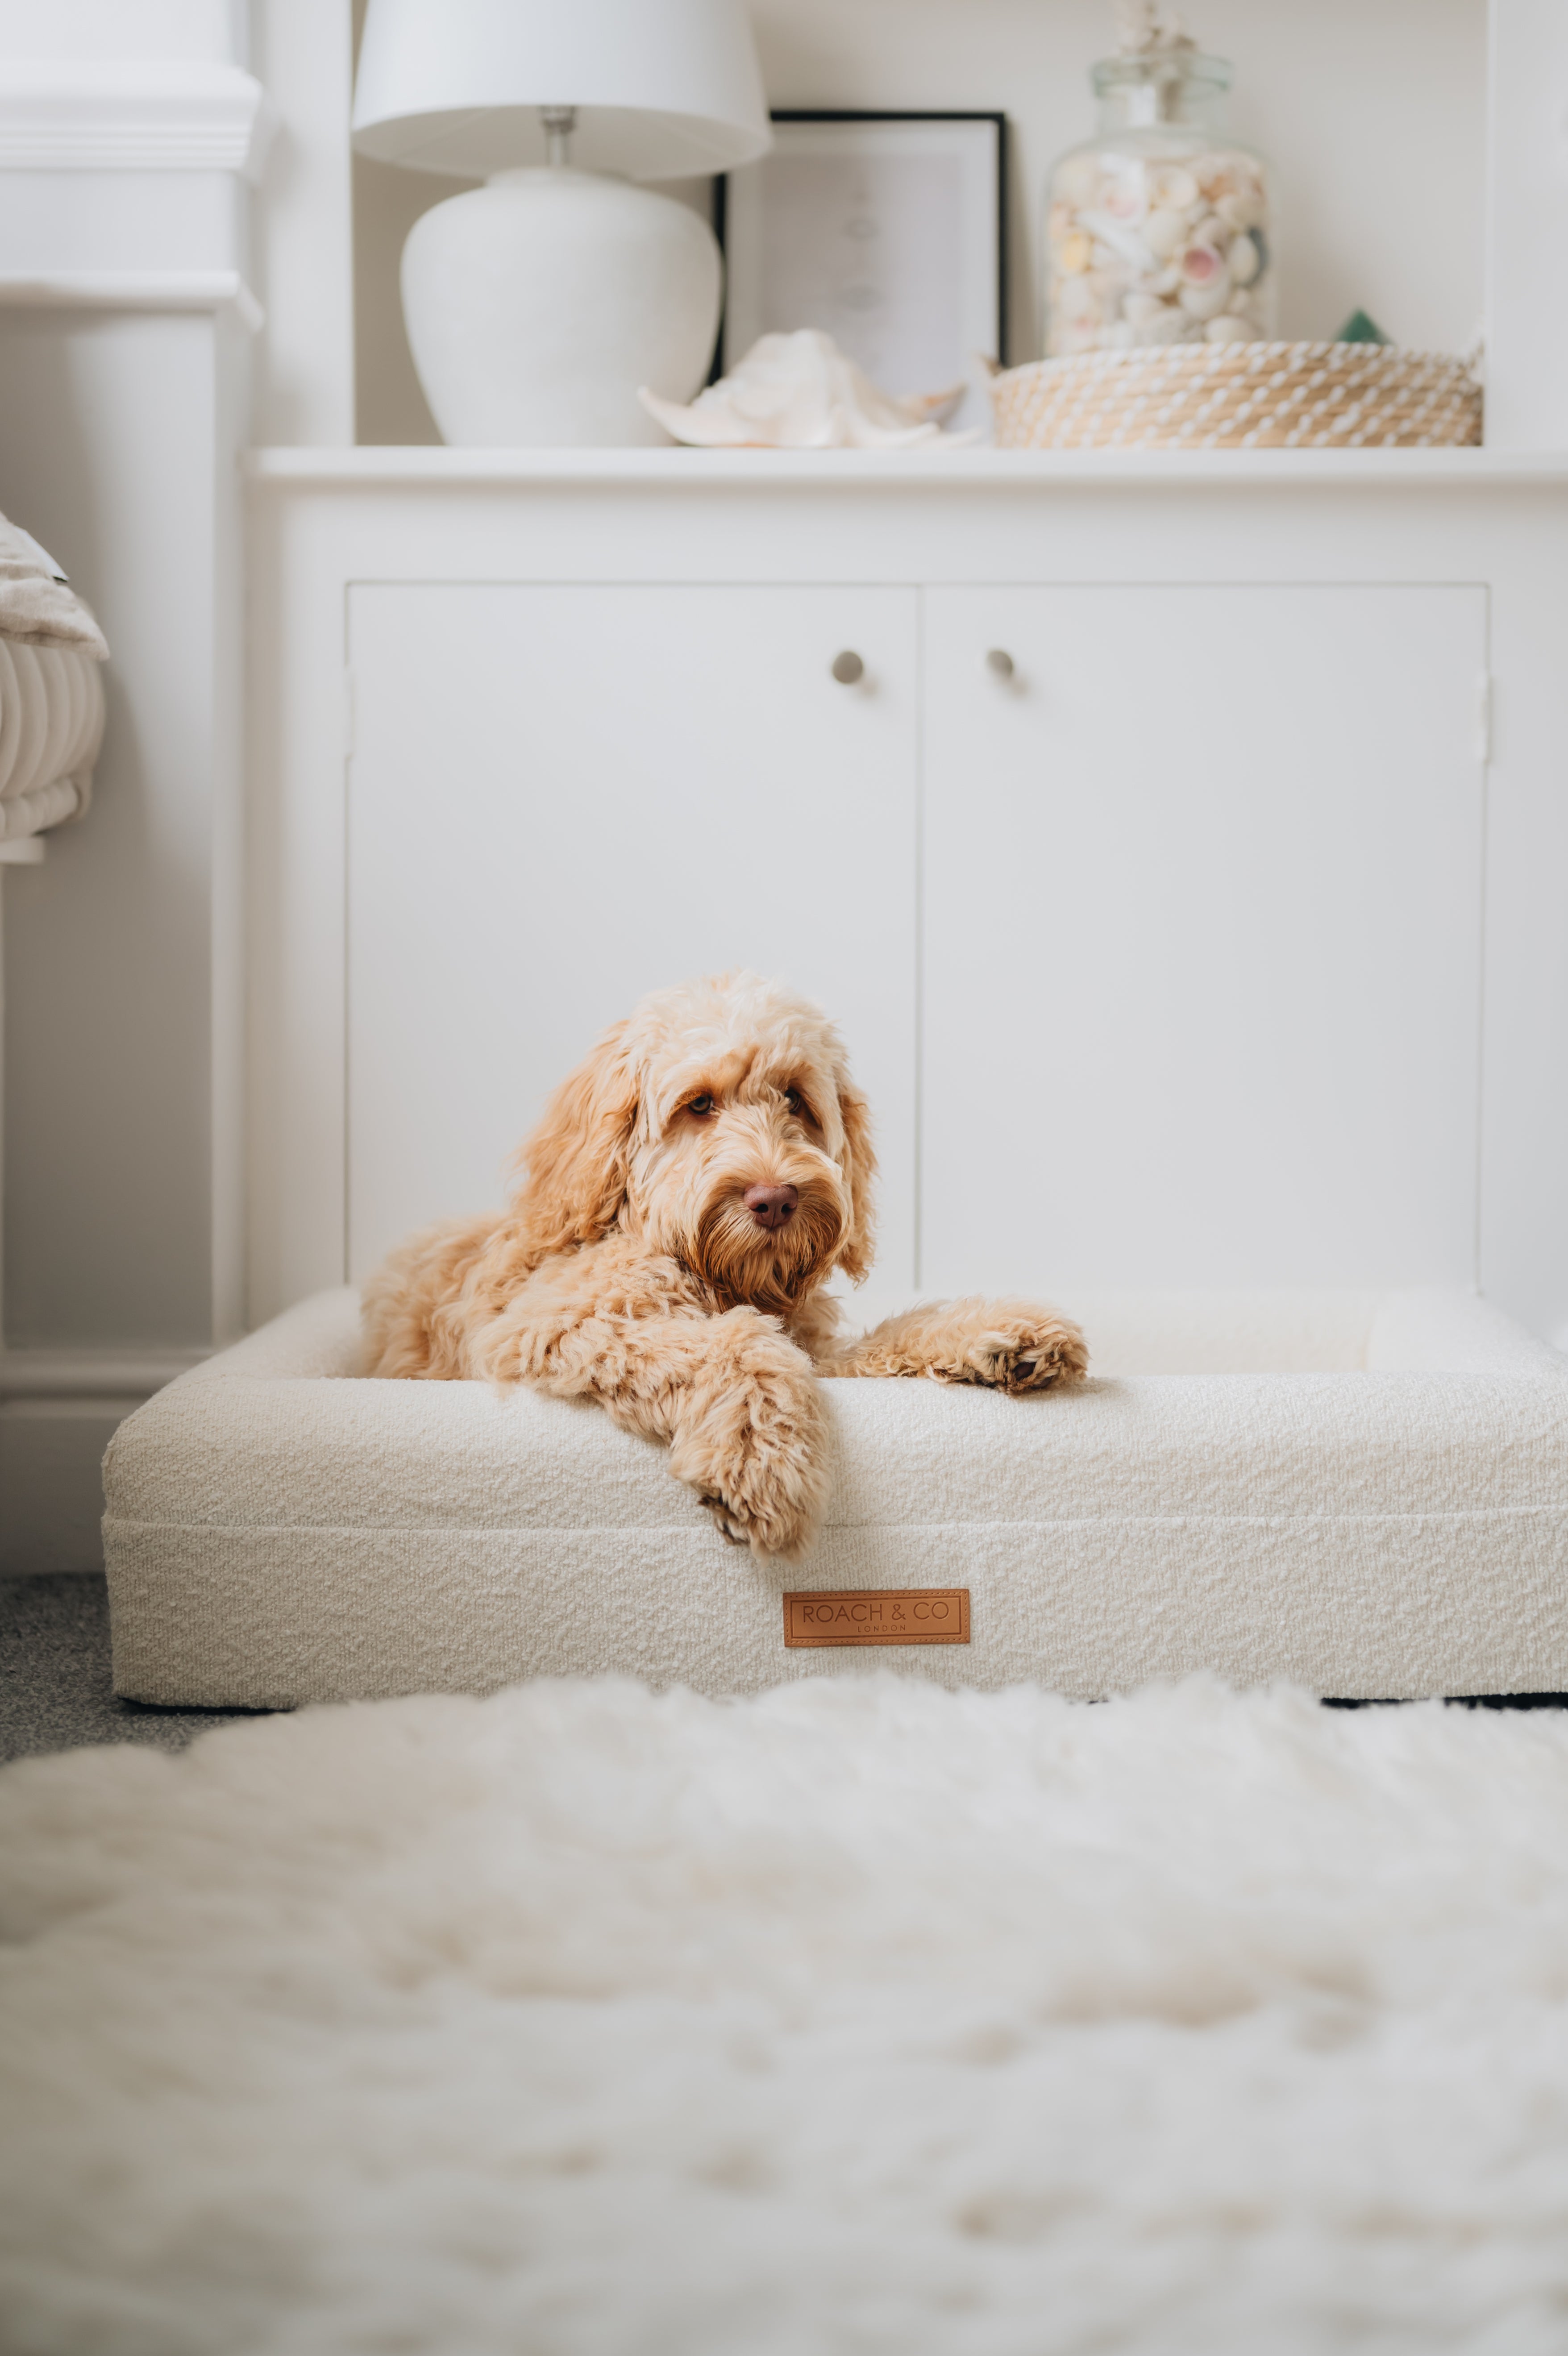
5, 1675, 1568, 2352
104, 1286, 1568, 1707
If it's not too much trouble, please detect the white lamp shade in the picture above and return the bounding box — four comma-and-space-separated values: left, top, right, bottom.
353, 0, 772, 181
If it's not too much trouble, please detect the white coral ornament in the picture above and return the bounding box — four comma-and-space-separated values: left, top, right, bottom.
639, 329, 966, 450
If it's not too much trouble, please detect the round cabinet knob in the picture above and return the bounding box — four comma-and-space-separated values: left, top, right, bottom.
985, 648, 1015, 679
831, 650, 865, 685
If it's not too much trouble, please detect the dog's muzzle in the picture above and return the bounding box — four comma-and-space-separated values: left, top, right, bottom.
692, 1176, 844, 1312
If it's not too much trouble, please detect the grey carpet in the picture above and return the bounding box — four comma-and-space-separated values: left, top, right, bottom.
0, 1574, 270, 1761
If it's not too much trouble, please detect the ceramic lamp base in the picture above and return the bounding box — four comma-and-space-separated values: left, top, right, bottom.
400, 166, 722, 448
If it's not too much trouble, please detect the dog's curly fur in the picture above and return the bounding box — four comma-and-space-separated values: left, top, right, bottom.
363, 972, 1087, 1559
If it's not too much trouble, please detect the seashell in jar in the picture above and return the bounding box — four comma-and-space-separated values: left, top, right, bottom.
1138, 306, 1191, 345
1079, 210, 1156, 271
1179, 242, 1227, 287
1122, 291, 1172, 328
1048, 200, 1074, 243
1058, 230, 1094, 274
1100, 166, 1147, 222
1217, 187, 1266, 233
1179, 271, 1232, 320
1204, 313, 1252, 342
1195, 150, 1255, 200
1144, 205, 1190, 259
1227, 229, 1262, 287
1147, 163, 1198, 212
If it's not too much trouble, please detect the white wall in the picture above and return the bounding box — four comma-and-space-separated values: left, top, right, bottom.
0, 1, 245, 62
0, 310, 245, 1349
354, 0, 1487, 444
0, 0, 256, 1354
1485, 0, 1568, 447
0, 0, 258, 1561
251, 0, 355, 445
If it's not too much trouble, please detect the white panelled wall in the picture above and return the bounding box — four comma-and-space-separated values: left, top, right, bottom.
3, 0, 1568, 1570
0, 0, 349, 1566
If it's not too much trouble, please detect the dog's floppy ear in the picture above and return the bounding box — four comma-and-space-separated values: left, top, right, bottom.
513, 1018, 638, 1258
832, 1073, 878, 1284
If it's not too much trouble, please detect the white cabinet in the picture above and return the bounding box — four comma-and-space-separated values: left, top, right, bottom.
250, 456, 1568, 1341
346, 583, 919, 1282
921, 586, 1487, 1291
346, 575, 1486, 1302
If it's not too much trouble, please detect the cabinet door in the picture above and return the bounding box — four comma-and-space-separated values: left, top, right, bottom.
922, 585, 1487, 1292
347, 584, 917, 1284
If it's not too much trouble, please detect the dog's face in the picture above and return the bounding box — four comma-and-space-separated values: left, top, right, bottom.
515, 973, 876, 1313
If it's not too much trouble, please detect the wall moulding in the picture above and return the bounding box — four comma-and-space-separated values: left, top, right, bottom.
0, 273, 264, 332
0, 1349, 204, 1401
0, 61, 273, 179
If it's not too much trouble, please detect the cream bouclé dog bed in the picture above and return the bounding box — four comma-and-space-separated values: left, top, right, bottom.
104, 1287, 1568, 1708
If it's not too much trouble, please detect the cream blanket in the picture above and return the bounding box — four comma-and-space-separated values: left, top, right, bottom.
0, 511, 108, 656
0, 638, 105, 840
0, 511, 108, 843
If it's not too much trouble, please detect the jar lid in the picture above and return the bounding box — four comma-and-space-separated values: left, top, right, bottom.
1090, 50, 1231, 97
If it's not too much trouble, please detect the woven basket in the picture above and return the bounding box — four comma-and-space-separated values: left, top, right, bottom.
990, 341, 1482, 452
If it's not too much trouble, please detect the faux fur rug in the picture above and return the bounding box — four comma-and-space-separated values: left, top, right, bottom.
6, 1677, 1568, 2355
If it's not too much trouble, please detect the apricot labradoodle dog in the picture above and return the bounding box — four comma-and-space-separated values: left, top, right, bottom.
364, 972, 1087, 1559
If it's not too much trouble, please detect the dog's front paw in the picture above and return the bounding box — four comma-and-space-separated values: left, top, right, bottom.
686, 1415, 827, 1560
671, 1327, 830, 1561
931, 1303, 1089, 1396
698, 1492, 752, 1547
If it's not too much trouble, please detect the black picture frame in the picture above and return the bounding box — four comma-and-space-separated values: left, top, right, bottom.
714, 110, 1009, 397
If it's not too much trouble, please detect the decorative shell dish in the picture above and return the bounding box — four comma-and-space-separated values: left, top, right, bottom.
641, 330, 967, 451
990, 341, 1483, 451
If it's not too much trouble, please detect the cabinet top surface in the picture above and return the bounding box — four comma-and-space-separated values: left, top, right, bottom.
247, 447, 1568, 492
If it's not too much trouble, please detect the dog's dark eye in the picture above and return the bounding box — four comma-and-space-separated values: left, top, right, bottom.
785, 1088, 807, 1118
688, 1093, 715, 1117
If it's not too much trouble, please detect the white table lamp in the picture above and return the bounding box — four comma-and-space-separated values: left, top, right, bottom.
353, 0, 771, 447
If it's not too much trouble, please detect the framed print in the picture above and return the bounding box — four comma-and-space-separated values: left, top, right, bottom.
721, 112, 1006, 434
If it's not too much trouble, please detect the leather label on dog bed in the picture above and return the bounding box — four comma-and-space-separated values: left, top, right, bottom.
782, 1589, 971, 1647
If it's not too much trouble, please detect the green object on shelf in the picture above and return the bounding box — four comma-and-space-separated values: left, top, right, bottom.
1336, 310, 1392, 345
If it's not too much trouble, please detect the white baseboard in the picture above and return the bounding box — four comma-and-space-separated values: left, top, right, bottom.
0, 1350, 204, 1574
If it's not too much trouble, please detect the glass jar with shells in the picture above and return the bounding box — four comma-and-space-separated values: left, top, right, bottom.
1043, 3, 1275, 358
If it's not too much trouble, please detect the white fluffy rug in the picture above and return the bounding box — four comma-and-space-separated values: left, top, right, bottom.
6, 1676, 1568, 2355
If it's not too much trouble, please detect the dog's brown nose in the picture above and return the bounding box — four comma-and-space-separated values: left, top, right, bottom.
745, 1184, 799, 1231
